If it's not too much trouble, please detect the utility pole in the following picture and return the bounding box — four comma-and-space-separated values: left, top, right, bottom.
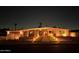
38, 22, 42, 28
14, 24, 17, 30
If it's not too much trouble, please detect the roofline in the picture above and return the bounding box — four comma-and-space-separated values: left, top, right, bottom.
7, 27, 70, 32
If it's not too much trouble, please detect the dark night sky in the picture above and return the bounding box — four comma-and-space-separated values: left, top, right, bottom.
0, 6, 79, 30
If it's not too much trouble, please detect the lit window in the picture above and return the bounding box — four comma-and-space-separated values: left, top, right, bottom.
70, 32, 76, 37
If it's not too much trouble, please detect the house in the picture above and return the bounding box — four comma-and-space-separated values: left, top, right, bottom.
6, 27, 77, 43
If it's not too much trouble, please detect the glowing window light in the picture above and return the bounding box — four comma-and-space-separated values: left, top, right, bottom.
7, 31, 10, 35
20, 31, 23, 35
62, 33, 68, 37
70, 32, 76, 37
59, 30, 69, 37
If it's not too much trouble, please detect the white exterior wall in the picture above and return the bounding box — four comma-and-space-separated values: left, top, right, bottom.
6, 27, 70, 40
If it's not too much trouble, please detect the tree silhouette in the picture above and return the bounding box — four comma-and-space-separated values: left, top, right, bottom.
53, 25, 57, 28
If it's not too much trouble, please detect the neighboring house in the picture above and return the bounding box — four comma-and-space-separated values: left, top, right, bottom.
0, 28, 9, 40
0, 28, 9, 36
